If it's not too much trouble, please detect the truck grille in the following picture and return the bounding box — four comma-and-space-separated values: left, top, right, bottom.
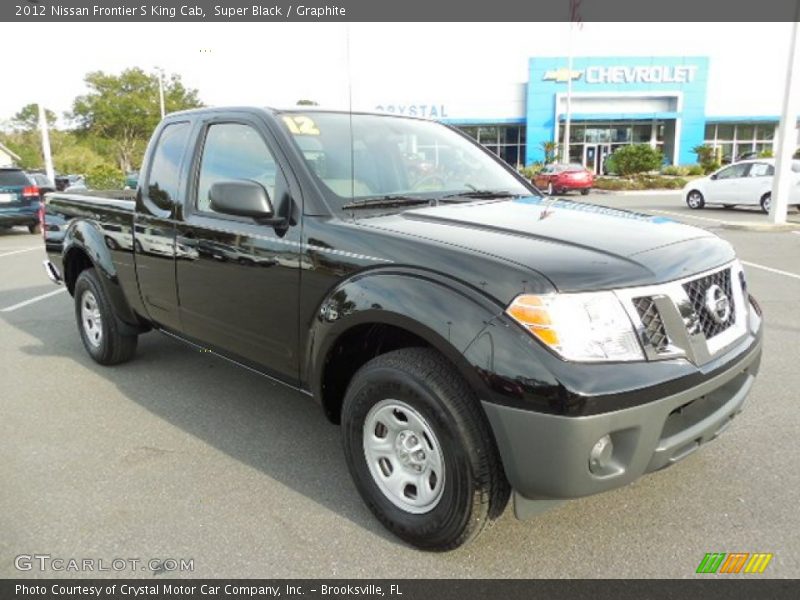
682, 268, 736, 339
633, 297, 669, 352
616, 261, 748, 365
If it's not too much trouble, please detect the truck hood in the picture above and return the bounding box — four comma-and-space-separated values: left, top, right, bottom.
360, 196, 735, 292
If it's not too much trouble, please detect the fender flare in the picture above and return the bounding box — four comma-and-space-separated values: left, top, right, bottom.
62, 220, 142, 333
304, 267, 505, 402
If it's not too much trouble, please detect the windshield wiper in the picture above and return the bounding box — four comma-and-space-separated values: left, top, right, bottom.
341, 195, 432, 210
439, 189, 522, 201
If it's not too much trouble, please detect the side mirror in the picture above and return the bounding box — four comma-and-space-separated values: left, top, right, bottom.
709, 173, 718, 180
209, 180, 274, 219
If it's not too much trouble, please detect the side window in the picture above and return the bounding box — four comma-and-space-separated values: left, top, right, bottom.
146, 122, 191, 211
196, 123, 278, 213
749, 163, 774, 177
716, 163, 748, 179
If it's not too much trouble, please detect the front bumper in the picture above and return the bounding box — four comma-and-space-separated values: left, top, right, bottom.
482, 331, 762, 512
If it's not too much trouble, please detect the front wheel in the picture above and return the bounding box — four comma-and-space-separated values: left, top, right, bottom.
580, 188, 590, 196
686, 190, 705, 209
74, 268, 138, 365
760, 193, 771, 214
341, 348, 509, 551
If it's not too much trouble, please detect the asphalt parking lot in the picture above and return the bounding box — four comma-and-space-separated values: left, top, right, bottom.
1, 192, 799, 579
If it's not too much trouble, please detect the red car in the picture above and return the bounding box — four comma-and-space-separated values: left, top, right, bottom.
533, 163, 594, 195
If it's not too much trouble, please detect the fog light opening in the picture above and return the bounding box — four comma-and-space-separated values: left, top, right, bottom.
589, 435, 614, 474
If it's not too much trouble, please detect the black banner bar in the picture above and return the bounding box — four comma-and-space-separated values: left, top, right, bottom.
3, 579, 799, 600
1, 0, 799, 22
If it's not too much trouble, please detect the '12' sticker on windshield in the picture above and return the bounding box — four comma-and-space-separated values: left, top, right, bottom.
282, 115, 320, 135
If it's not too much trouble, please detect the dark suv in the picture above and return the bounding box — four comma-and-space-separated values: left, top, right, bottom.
0, 167, 41, 233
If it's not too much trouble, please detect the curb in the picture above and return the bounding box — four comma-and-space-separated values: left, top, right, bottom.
719, 222, 800, 232
592, 189, 680, 196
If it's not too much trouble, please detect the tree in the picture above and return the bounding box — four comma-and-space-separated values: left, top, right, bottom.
10, 103, 57, 132
70, 68, 203, 171
541, 141, 558, 164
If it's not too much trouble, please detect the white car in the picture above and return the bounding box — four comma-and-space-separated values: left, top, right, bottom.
682, 158, 800, 213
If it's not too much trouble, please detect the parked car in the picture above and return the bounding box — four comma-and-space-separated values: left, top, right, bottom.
0, 167, 42, 233
533, 163, 594, 195
124, 171, 139, 190
683, 158, 800, 213
26, 172, 56, 201
55, 174, 85, 192
43, 107, 762, 550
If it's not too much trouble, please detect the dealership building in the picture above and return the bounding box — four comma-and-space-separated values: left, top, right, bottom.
373, 56, 791, 173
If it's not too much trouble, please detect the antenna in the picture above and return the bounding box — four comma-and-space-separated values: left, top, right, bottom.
346, 25, 355, 215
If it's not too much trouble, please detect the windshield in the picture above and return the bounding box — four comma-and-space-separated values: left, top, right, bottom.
280, 112, 531, 208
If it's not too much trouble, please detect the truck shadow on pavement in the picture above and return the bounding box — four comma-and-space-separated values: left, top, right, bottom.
4, 292, 413, 549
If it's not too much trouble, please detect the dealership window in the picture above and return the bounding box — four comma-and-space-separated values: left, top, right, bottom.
704, 122, 777, 163
457, 124, 525, 167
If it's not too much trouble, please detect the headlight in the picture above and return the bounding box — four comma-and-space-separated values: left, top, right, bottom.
505, 292, 645, 362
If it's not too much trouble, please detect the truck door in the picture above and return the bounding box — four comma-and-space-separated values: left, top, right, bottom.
175, 116, 302, 384
134, 120, 193, 332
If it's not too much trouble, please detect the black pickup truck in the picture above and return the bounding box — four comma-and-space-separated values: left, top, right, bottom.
43, 107, 763, 550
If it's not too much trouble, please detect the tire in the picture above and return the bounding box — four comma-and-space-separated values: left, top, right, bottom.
341, 347, 510, 551
580, 188, 590, 196
760, 193, 771, 214
74, 268, 138, 365
28, 223, 41, 234
686, 190, 705, 209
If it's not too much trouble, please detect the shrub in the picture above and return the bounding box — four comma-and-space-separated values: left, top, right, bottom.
661, 165, 691, 176
85, 164, 124, 190
693, 144, 720, 174
593, 175, 687, 191
687, 164, 705, 176
606, 144, 663, 176
758, 149, 774, 158
518, 163, 543, 180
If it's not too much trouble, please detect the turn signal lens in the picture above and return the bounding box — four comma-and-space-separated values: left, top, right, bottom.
505, 292, 645, 362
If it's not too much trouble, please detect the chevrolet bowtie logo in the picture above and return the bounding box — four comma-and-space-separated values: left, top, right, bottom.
543, 68, 583, 83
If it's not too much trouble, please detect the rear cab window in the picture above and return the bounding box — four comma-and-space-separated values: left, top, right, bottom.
144, 121, 192, 212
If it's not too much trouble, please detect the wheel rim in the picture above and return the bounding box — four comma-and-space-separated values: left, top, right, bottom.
688, 192, 702, 208
763, 195, 771, 212
80, 290, 103, 348
362, 399, 445, 514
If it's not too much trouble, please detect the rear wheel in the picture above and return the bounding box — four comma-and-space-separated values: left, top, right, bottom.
341, 348, 509, 551
74, 268, 138, 365
686, 190, 705, 209
760, 193, 771, 214
580, 188, 590, 196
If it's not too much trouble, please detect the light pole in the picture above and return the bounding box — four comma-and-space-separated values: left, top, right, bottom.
38, 103, 55, 184
770, 11, 800, 225
155, 67, 166, 119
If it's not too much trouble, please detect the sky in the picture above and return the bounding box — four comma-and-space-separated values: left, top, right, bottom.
0, 22, 795, 124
